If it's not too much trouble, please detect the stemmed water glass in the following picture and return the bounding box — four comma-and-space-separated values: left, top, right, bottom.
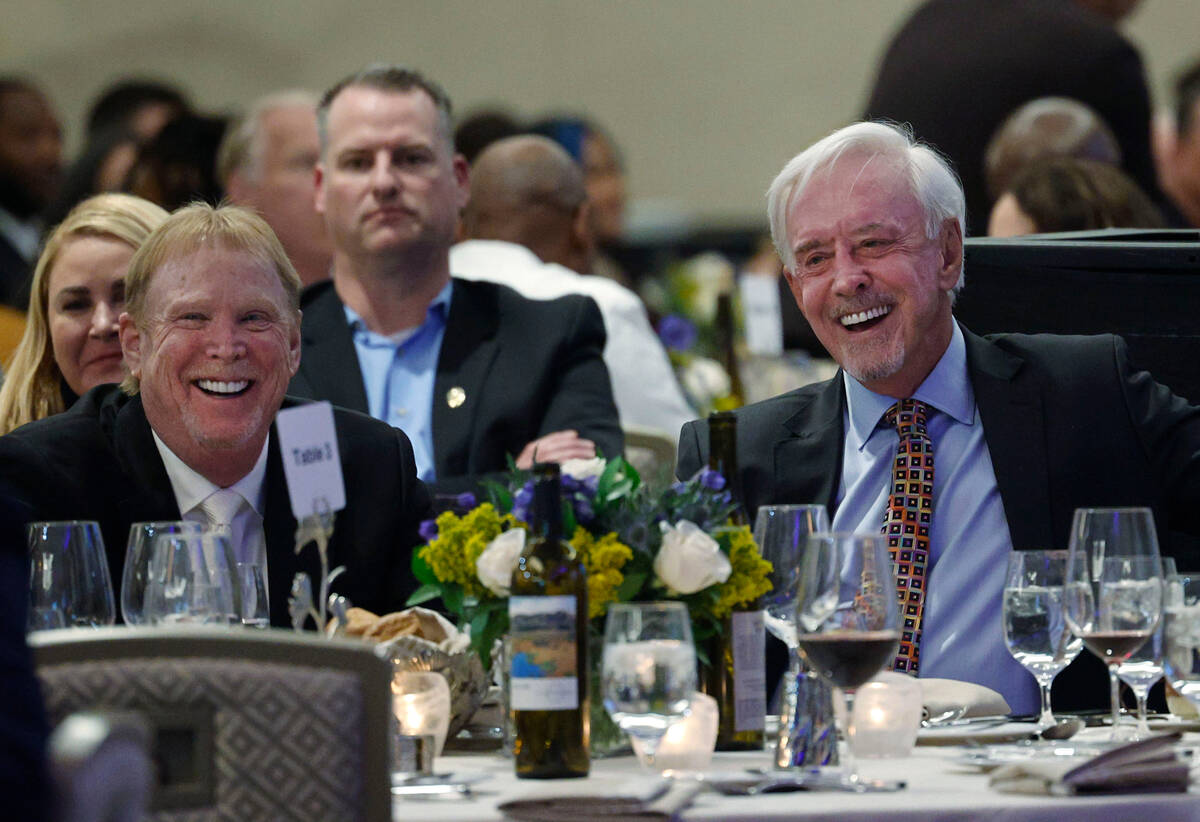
601, 602, 697, 769
143, 529, 239, 625
754, 504, 830, 765
1063, 507, 1163, 740
795, 532, 901, 790
27, 520, 116, 630
1002, 550, 1083, 732
120, 520, 205, 625
1162, 576, 1200, 715
1115, 557, 1177, 737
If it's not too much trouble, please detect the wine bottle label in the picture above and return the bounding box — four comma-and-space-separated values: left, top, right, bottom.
508, 595, 579, 711
731, 610, 767, 732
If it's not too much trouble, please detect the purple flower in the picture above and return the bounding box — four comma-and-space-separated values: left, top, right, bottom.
419, 519, 439, 542
698, 467, 726, 491
455, 492, 477, 510
512, 481, 534, 524
658, 314, 698, 351
669, 481, 687, 495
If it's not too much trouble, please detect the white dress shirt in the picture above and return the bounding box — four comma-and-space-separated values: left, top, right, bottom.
449, 239, 697, 440
151, 430, 270, 571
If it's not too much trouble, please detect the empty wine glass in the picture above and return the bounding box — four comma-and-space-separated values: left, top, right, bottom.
143, 530, 238, 625
27, 521, 116, 629
1063, 508, 1163, 740
1002, 550, 1083, 732
795, 532, 901, 790
602, 602, 697, 769
1115, 557, 1177, 737
1163, 576, 1200, 716
121, 521, 205, 625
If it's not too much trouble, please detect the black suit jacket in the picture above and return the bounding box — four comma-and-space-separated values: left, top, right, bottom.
0, 232, 31, 310
288, 278, 623, 494
0, 386, 434, 627
678, 328, 1200, 710
863, 0, 1160, 234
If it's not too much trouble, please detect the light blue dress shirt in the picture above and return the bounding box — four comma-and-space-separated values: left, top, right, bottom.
344, 281, 451, 483
830, 323, 1037, 714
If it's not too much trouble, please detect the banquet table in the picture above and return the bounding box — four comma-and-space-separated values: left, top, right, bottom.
400, 741, 1200, 822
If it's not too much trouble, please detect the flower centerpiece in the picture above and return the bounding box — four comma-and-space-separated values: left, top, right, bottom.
407, 456, 772, 753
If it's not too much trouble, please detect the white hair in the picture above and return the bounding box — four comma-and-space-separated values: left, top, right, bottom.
216, 89, 319, 185
766, 121, 966, 292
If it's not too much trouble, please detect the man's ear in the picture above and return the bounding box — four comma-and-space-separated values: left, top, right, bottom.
453, 153, 471, 211
937, 218, 964, 292
571, 201, 594, 251
119, 313, 142, 378
313, 162, 326, 215
287, 311, 302, 377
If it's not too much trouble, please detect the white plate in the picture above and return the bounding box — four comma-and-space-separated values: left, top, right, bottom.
390, 770, 491, 787
955, 743, 1094, 770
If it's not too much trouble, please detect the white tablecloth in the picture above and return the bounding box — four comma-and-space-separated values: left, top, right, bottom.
400, 744, 1200, 822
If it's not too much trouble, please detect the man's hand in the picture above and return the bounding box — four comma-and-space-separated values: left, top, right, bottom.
515, 429, 597, 469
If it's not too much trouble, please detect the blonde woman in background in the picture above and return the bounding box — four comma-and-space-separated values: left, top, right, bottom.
0, 193, 168, 434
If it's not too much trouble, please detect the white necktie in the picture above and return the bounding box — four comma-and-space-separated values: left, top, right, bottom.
199, 489, 263, 567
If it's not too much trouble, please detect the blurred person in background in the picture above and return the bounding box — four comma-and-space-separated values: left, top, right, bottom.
125, 113, 228, 210
864, 0, 1156, 234
0, 78, 62, 309
988, 155, 1164, 236
218, 90, 332, 287
85, 78, 190, 143
453, 107, 522, 165
1155, 58, 1200, 228
0, 193, 168, 434
42, 125, 142, 228
531, 115, 633, 289
454, 134, 695, 438
984, 97, 1122, 205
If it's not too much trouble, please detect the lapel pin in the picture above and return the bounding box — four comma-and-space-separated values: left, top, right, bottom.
446, 387, 466, 409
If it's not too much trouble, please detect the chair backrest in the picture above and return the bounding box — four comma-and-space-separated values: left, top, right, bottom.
32, 627, 392, 822
623, 424, 678, 488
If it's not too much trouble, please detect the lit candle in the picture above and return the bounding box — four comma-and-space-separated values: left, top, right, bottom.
849, 672, 922, 759
391, 671, 452, 756
630, 691, 719, 771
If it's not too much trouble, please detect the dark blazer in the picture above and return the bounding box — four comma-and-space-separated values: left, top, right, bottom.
0, 386, 434, 627
0, 231, 31, 310
288, 278, 624, 494
863, 0, 1160, 234
678, 328, 1200, 710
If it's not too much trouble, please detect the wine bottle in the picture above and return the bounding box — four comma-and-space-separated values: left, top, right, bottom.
715, 292, 745, 408
509, 462, 590, 778
704, 411, 767, 751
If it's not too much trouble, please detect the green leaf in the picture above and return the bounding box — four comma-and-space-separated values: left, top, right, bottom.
411, 550, 436, 585
405, 583, 443, 607
443, 585, 464, 615
616, 570, 648, 601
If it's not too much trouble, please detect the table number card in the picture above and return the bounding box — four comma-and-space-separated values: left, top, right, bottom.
275, 402, 346, 519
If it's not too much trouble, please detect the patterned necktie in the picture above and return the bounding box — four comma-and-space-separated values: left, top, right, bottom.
881, 399, 934, 673
200, 489, 256, 565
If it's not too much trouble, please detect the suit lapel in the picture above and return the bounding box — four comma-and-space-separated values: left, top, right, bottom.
964, 328, 1053, 550
111, 396, 182, 524
298, 284, 369, 413
432, 280, 501, 478
774, 375, 845, 513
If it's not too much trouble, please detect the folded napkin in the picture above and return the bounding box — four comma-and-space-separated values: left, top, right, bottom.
920, 678, 1010, 722
990, 733, 1188, 796
498, 778, 703, 821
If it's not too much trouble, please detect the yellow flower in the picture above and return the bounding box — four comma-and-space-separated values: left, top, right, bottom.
712, 525, 773, 619
419, 504, 521, 599
571, 528, 633, 619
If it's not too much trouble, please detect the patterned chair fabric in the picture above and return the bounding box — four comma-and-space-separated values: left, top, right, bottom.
33, 628, 392, 822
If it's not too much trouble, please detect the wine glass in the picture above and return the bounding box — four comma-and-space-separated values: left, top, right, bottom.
143, 530, 238, 625
27, 521, 116, 629
120, 520, 205, 625
754, 503, 829, 765
237, 563, 271, 628
795, 532, 901, 790
1002, 550, 1083, 732
1116, 557, 1177, 737
1063, 508, 1163, 740
1163, 575, 1200, 716
602, 602, 697, 769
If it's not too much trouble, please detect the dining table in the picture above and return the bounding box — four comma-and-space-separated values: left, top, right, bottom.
400, 730, 1200, 822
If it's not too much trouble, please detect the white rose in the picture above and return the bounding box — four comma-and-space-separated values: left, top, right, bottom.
654, 520, 732, 594
476, 529, 525, 596
560, 457, 606, 481
681, 357, 731, 405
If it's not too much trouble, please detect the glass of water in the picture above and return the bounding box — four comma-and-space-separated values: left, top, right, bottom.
1002, 550, 1082, 731
601, 602, 697, 769
1116, 557, 1178, 737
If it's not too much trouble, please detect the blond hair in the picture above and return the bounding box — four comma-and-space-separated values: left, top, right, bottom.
121, 202, 302, 394
0, 193, 168, 434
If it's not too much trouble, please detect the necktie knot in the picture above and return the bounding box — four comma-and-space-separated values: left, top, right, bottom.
884, 398, 930, 437
200, 489, 246, 531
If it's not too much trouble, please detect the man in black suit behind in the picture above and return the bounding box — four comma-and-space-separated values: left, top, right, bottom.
286, 65, 622, 499
678, 121, 1200, 714
0, 203, 432, 625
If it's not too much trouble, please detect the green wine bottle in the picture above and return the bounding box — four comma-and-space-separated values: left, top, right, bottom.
510, 462, 590, 778
705, 411, 767, 751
